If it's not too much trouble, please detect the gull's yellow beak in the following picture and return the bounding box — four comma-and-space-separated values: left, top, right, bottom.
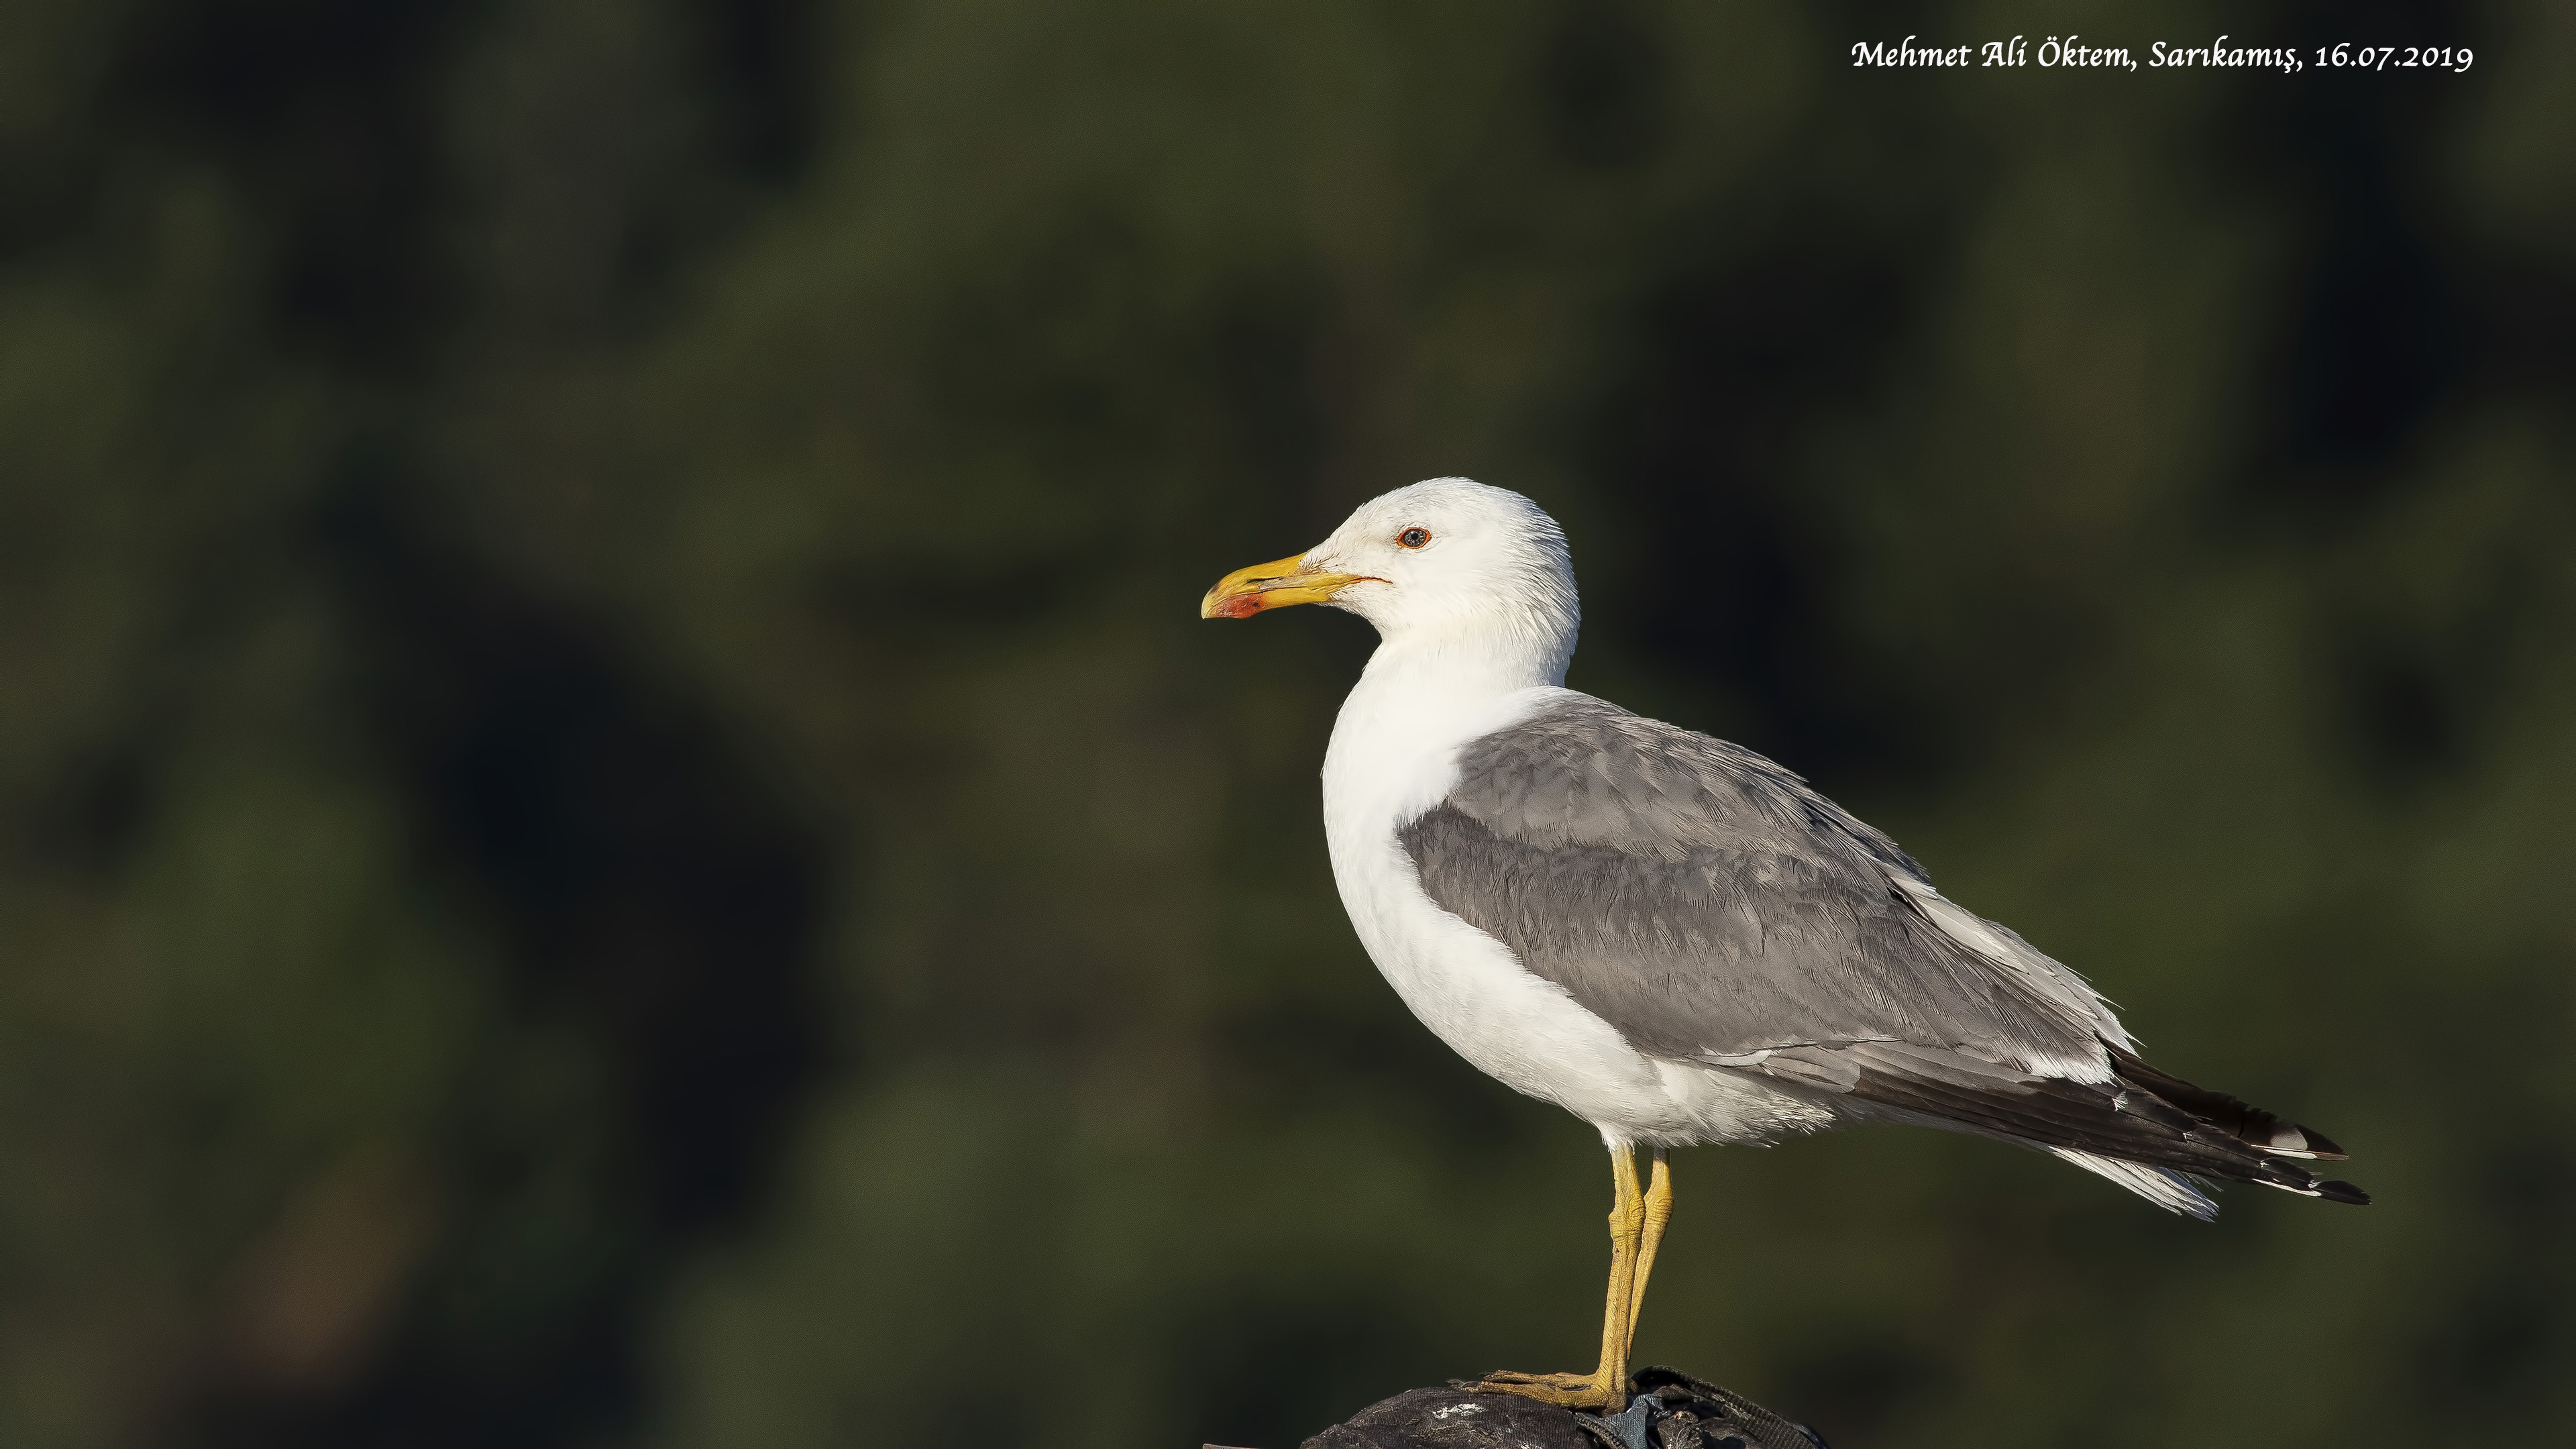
1199, 552, 1369, 619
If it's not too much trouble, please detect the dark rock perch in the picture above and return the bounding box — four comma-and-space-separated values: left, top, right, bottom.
1250, 1368, 1827, 1449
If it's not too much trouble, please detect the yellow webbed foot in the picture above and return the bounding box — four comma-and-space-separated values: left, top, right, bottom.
1465, 1367, 1627, 1410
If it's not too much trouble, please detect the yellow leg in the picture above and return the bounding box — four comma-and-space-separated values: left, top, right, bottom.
1470, 1144, 1644, 1410
1626, 1150, 1672, 1356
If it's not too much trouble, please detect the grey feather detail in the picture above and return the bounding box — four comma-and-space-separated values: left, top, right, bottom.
1886, 877, 2133, 1055
1399, 694, 2117, 1076
1401, 692, 2369, 1212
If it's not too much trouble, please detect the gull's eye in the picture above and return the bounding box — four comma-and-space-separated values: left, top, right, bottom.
1396, 527, 1432, 549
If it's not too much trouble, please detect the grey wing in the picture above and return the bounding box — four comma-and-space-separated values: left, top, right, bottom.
1399, 694, 2369, 1214
1399, 693, 2125, 1077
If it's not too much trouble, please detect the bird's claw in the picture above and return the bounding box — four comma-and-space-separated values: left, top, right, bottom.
1464, 1368, 1626, 1409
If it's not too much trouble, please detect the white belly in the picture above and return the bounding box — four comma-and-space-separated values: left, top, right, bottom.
1318, 683, 1832, 1148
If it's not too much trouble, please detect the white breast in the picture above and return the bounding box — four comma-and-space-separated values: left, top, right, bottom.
1317, 665, 1833, 1148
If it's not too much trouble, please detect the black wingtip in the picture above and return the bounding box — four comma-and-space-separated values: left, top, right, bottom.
2314, 1179, 2371, 1206
2292, 1123, 2349, 1160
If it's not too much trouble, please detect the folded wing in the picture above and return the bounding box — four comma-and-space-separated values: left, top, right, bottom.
1398, 692, 2365, 1215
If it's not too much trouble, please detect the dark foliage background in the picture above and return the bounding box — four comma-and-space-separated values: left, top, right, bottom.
2, 2, 2569, 1446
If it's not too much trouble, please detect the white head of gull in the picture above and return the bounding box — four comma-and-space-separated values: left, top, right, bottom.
1203, 476, 2366, 1412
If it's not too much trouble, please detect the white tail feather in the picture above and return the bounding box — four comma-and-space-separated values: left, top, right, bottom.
2051, 1148, 2218, 1220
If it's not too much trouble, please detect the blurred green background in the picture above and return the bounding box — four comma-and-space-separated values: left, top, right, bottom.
3, 1, 2571, 1445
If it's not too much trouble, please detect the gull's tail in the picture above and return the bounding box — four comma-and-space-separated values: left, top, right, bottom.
2047, 1150, 2220, 1220
1752, 1040, 2370, 1218
2074, 1049, 2371, 1216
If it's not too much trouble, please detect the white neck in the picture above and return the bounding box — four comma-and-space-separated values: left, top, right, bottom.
1321, 619, 1574, 839
1361, 613, 1570, 695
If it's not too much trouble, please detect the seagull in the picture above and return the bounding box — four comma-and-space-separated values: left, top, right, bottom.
1201, 478, 2365, 1411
